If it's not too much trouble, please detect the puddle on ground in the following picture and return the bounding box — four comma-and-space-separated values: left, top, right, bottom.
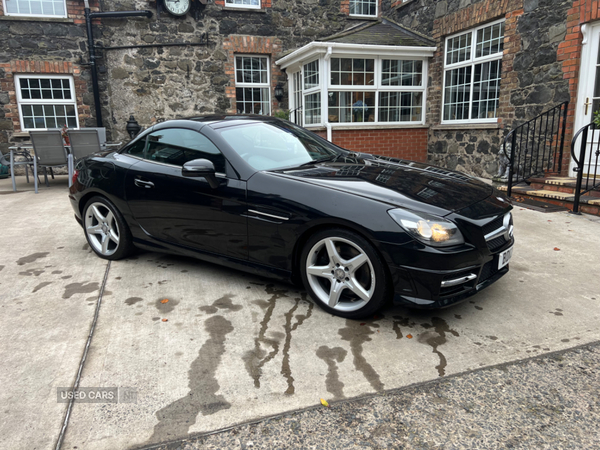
316, 345, 347, 400
339, 318, 384, 392
147, 315, 234, 445
32, 282, 52, 293
62, 282, 100, 299
199, 294, 243, 315
125, 297, 143, 306
418, 317, 459, 377
154, 297, 180, 314
16, 252, 49, 266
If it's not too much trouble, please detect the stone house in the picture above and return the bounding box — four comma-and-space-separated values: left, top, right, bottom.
0, 0, 433, 164
390, 0, 600, 181
1, 0, 599, 182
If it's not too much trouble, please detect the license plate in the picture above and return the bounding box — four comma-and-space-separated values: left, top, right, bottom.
498, 246, 513, 270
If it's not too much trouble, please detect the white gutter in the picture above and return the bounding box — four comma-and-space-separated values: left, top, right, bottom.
324, 46, 333, 141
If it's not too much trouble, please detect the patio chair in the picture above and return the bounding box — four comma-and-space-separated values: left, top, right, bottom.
29, 130, 69, 193
68, 129, 102, 160
0, 147, 35, 191
82, 127, 107, 149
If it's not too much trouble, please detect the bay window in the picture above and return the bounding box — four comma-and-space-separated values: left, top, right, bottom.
278, 43, 433, 128
324, 56, 425, 125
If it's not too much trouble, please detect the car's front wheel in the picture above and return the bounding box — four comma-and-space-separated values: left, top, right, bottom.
300, 229, 390, 319
83, 196, 134, 260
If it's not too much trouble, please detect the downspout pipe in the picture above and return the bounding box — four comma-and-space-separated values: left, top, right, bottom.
83, 0, 153, 127
324, 46, 333, 142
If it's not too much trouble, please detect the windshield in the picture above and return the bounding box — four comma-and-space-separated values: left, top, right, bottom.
219, 121, 342, 171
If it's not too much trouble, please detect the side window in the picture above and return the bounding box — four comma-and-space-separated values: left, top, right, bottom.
144, 128, 226, 173
124, 138, 146, 156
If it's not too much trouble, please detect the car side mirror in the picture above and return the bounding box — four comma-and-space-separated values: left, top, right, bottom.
182, 159, 219, 188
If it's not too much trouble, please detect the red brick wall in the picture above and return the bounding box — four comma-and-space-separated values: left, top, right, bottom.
223, 35, 285, 114
313, 128, 428, 162
557, 0, 600, 174
0, 60, 91, 132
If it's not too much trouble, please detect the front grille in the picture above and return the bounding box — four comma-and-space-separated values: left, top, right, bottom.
481, 215, 504, 236
479, 260, 499, 283
487, 236, 506, 251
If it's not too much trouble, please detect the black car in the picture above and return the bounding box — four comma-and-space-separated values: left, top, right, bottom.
69, 115, 514, 319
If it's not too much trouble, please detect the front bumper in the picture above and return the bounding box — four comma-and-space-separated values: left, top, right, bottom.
382, 236, 514, 309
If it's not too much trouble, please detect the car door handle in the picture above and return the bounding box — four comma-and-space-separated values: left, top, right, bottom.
134, 179, 155, 189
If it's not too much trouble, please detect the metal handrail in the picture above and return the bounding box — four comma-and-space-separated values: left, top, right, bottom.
571, 122, 600, 214
506, 101, 568, 197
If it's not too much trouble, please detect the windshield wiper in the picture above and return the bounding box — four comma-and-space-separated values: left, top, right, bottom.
295, 154, 339, 168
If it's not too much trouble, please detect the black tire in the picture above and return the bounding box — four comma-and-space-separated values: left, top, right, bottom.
82, 196, 134, 260
300, 228, 390, 319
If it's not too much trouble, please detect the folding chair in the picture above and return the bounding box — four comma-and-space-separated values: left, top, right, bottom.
29, 130, 69, 193
1, 148, 35, 192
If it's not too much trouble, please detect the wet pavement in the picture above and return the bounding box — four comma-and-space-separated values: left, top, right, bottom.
1, 175, 599, 450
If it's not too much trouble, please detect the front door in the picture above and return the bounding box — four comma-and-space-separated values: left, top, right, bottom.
572, 21, 600, 176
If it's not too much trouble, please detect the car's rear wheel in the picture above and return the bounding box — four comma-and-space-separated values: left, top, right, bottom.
300, 229, 390, 319
83, 196, 134, 260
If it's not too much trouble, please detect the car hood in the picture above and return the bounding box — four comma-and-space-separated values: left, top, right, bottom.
272, 155, 494, 215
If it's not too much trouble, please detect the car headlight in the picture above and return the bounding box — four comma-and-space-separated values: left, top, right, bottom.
388, 209, 465, 247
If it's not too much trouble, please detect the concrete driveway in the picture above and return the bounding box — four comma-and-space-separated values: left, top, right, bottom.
1, 175, 599, 449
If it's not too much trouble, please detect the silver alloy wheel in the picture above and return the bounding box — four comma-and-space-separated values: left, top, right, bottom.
305, 236, 375, 312
84, 202, 121, 257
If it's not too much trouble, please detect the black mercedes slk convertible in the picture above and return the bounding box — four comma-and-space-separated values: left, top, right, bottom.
69, 115, 514, 319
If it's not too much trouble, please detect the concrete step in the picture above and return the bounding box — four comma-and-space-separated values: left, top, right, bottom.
527, 176, 600, 197
497, 184, 600, 216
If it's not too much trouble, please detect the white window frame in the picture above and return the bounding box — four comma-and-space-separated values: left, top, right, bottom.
441, 19, 505, 124
290, 71, 303, 125
290, 54, 426, 128
2, 0, 67, 18
224, 0, 260, 10
349, 0, 378, 18
302, 59, 321, 125
234, 54, 271, 116
15, 74, 79, 131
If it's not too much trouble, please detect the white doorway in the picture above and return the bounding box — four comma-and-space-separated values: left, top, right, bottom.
572, 21, 600, 176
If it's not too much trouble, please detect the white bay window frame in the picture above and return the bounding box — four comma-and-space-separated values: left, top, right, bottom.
442, 19, 505, 124
277, 44, 434, 129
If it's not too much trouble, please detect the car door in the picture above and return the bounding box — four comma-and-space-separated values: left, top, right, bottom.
124, 127, 248, 260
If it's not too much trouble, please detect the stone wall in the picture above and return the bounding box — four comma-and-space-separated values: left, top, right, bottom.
392, 0, 574, 179
84, 0, 386, 142
0, 0, 98, 149
1, 0, 397, 151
